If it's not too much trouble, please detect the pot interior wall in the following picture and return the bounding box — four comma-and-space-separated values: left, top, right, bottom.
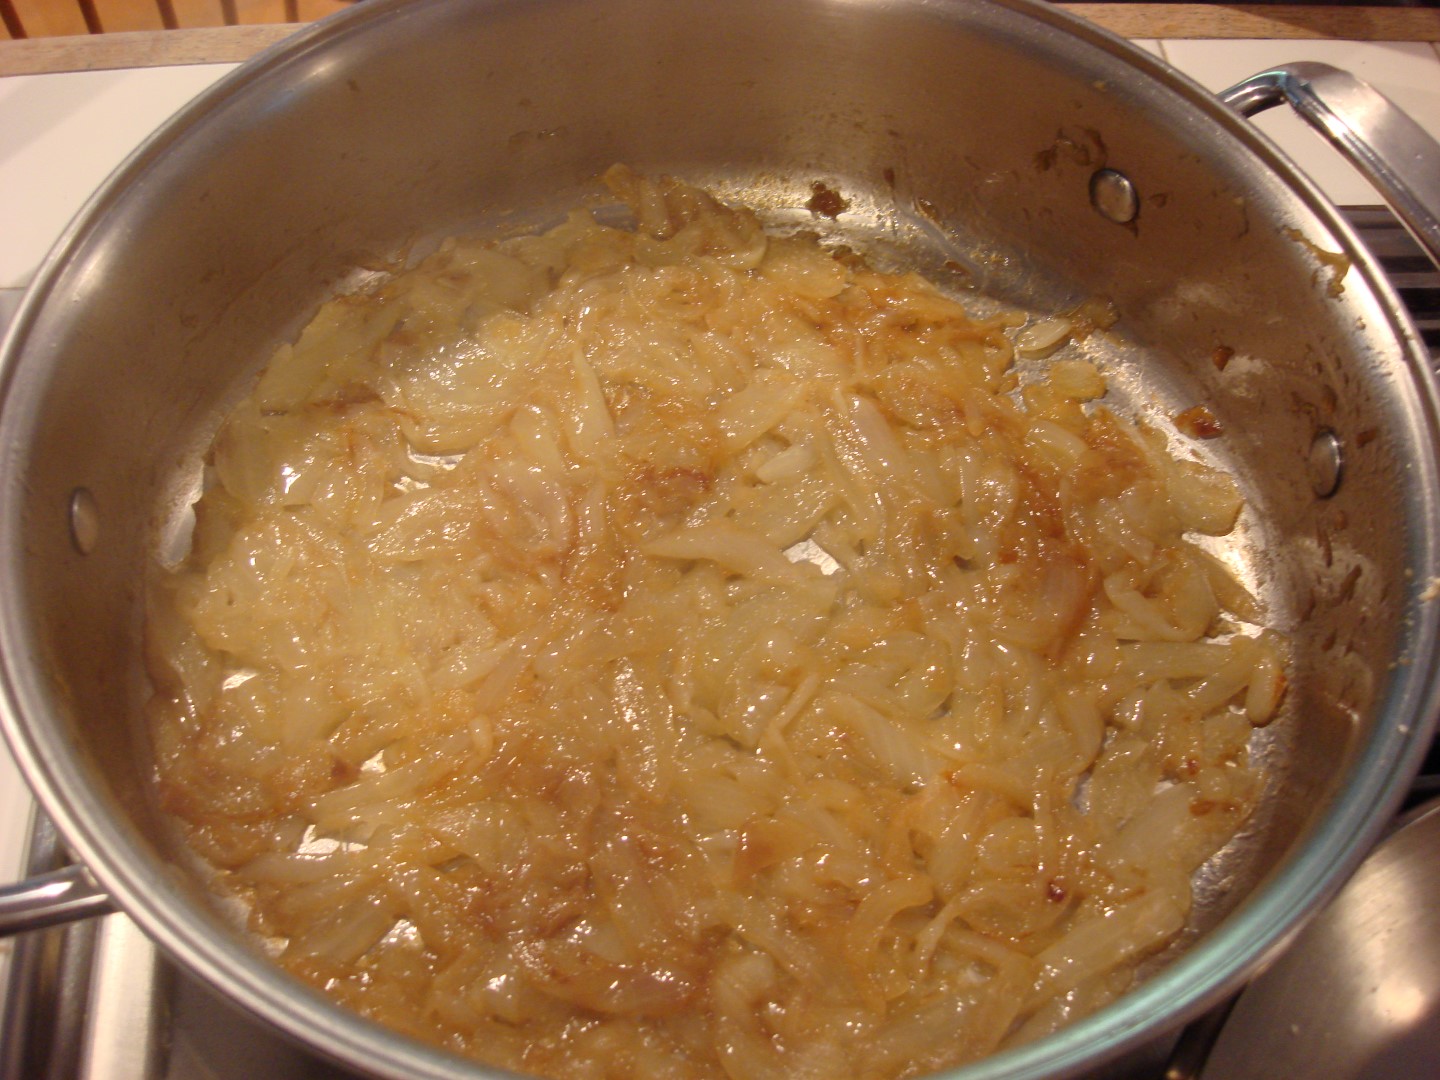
2, 0, 1436, 1073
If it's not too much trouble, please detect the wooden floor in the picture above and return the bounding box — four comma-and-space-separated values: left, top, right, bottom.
2, 0, 352, 39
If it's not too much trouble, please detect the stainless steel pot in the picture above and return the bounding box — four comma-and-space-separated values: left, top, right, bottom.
3, 1, 1440, 1077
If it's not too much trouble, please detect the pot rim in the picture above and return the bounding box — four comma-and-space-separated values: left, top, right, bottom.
2, 1, 1439, 1078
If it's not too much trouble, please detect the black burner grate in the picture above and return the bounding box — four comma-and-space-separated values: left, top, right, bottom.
1344, 205, 1440, 362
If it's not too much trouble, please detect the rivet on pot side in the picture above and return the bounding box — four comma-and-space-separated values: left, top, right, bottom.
68, 488, 99, 555
1308, 430, 1344, 498
1090, 167, 1139, 225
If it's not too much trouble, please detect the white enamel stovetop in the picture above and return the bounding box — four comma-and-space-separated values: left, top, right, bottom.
0, 27, 1439, 1065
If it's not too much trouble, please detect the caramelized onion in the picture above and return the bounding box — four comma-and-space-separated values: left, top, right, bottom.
148, 167, 1286, 1078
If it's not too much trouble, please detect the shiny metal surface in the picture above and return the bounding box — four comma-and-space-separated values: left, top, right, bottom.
1221, 62, 1440, 266
1089, 167, 1141, 225
0, 816, 104, 1080
0, 865, 111, 935
76, 915, 165, 1080
1, 1, 1439, 1078
1344, 206, 1440, 356
1199, 798, 1440, 1079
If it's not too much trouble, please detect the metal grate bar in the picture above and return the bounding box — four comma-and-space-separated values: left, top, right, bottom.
1343, 205, 1440, 361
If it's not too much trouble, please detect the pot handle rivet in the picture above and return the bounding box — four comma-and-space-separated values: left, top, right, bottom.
1090, 168, 1138, 226
1308, 429, 1344, 499
69, 487, 99, 555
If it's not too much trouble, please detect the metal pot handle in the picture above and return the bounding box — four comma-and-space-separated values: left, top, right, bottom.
0, 864, 114, 935
1220, 62, 1440, 268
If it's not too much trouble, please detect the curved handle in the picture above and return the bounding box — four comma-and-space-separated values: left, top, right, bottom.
0, 863, 114, 935
1220, 62, 1440, 269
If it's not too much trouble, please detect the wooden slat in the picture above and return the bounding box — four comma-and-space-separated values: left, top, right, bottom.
92, 0, 166, 34
5, 0, 350, 35
296, 0, 348, 20
75, 0, 104, 34
9, 0, 90, 38
0, 22, 295, 72
227, 0, 347, 25
232, 0, 280, 25
0, 0, 24, 41
0, 5, 1437, 77
169, 0, 227, 29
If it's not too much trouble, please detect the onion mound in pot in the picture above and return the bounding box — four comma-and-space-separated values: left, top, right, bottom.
145, 166, 1287, 1079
